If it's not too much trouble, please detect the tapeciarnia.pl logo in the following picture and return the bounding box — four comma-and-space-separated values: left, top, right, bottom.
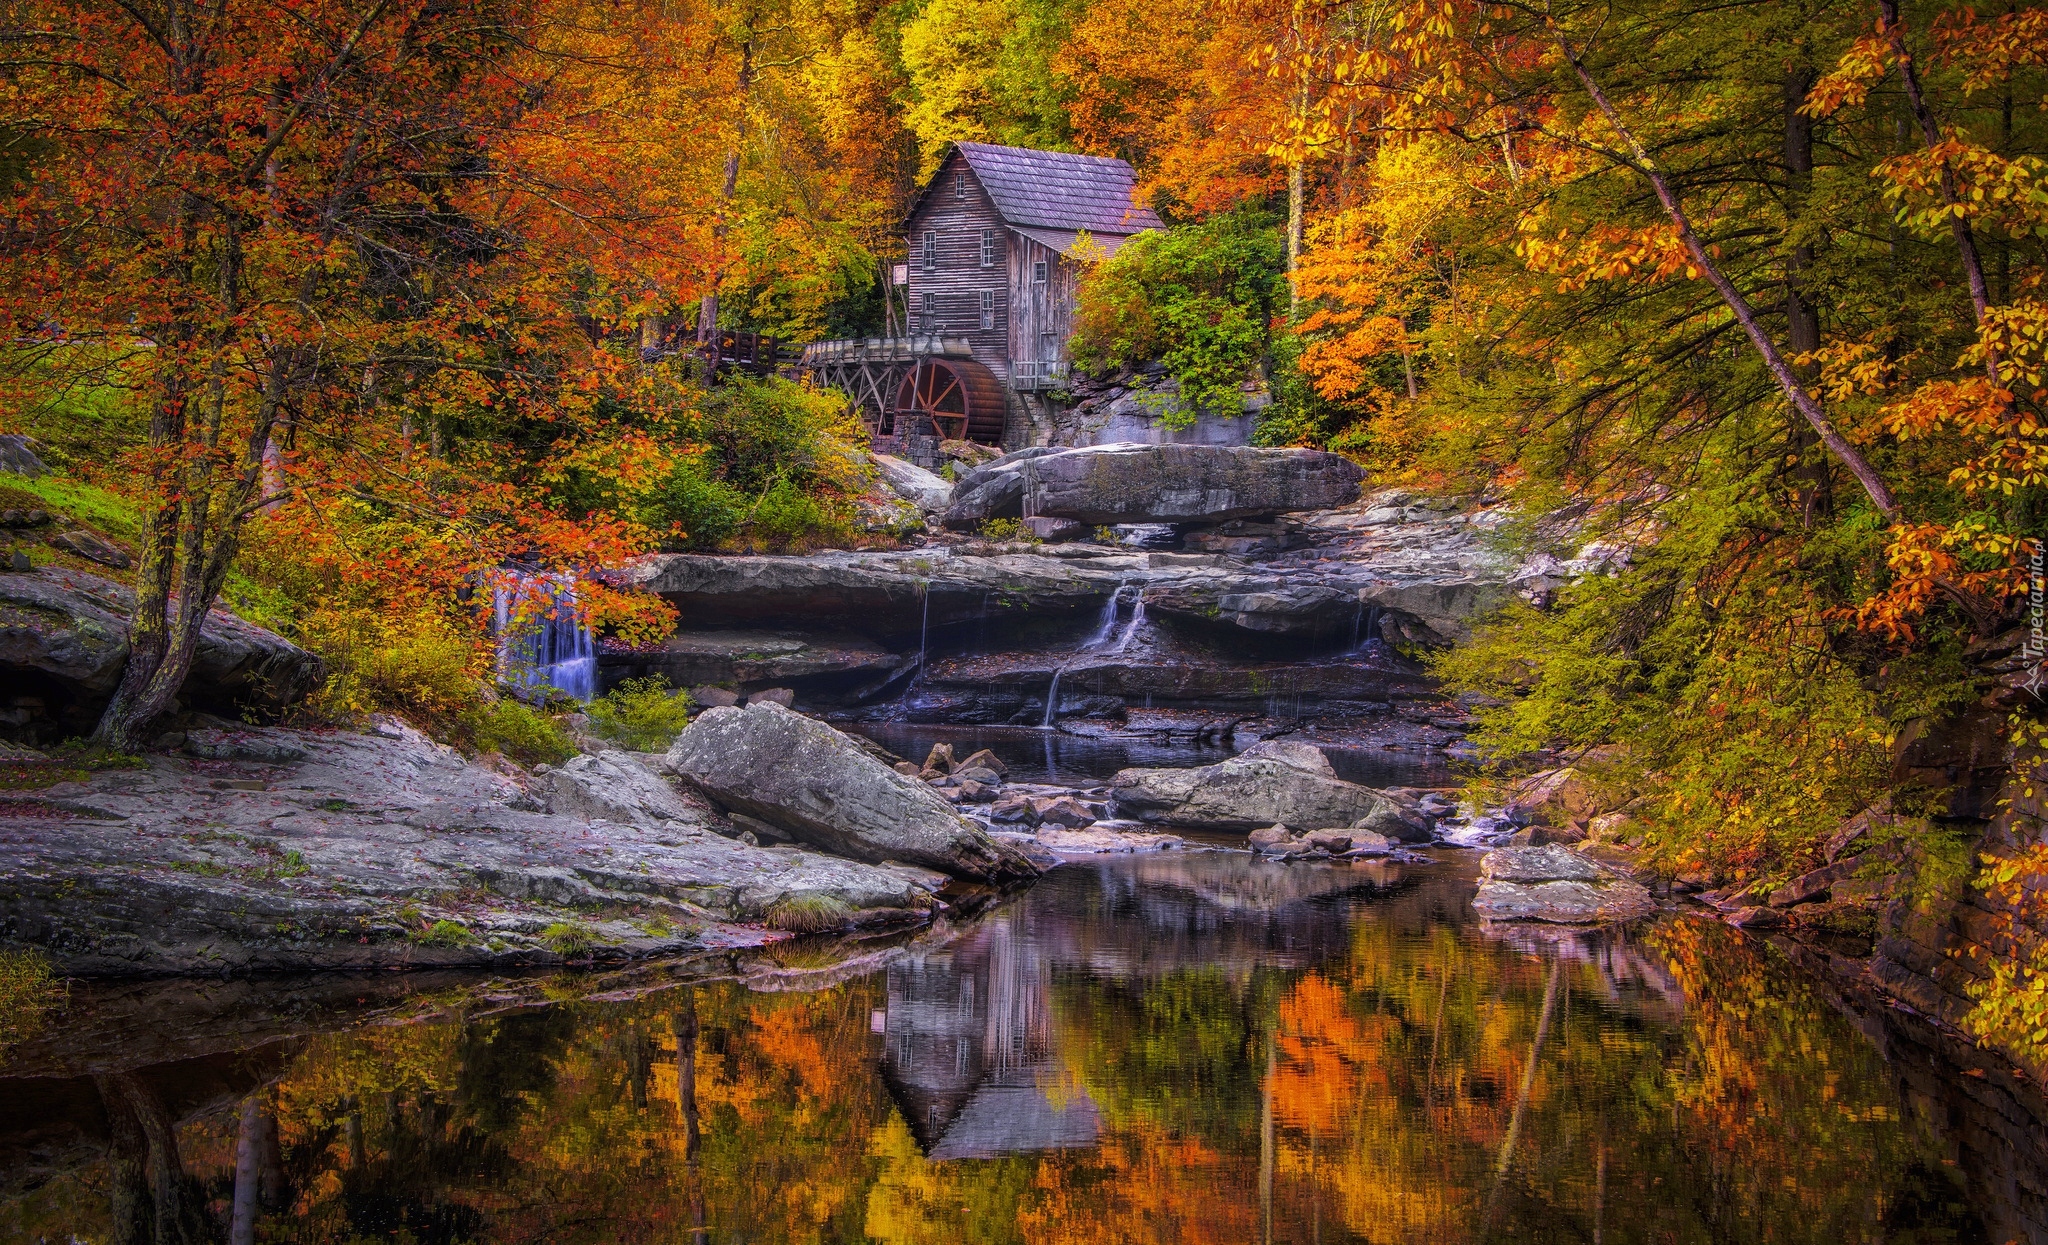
2025, 537, 2045, 701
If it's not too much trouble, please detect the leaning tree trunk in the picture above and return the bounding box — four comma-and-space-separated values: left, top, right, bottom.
93, 336, 291, 752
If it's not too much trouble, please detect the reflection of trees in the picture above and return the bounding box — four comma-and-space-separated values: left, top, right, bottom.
11, 862, 1993, 1244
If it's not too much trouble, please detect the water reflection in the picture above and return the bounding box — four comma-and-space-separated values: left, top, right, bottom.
842, 721, 1455, 788
1, 854, 2009, 1243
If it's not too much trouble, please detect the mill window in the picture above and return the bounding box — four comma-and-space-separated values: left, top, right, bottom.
979, 289, 994, 330
1033, 259, 1049, 283
955, 170, 968, 199
921, 232, 937, 273
921, 291, 937, 331
981, 228, 996, 267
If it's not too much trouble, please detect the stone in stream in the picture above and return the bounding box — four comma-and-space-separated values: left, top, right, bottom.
1247, 824, 1395, 859
943, 443, 1364, 529
1031, 795, 1096, 828
1109, 739, 1423, 838
1471, 844, 1654, 924
958, 748, 1007, 776
665, 702, 1042, 882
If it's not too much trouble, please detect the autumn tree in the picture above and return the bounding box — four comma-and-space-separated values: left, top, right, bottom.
0, 0, 706, 749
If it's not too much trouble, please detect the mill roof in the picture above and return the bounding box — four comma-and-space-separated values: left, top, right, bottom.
911, 142, 1165, 238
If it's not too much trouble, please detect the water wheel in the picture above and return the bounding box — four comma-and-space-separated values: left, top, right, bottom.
893, 357, 1008, 445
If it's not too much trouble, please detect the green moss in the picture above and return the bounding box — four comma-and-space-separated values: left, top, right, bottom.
540, 921, 595, 955
0, 476, 142, 546
763, 893, 855, 933
414, 919, 476, 948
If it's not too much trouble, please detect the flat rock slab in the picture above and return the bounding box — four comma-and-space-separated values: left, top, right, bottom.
0, 719, 940, 976
666, 702, 1041, 882
945, 443, 1364, 528
1472, 845, 1654, 923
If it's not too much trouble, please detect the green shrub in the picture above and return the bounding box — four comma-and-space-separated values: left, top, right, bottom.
978, 517, 1035, 543
0, 949, 61, 1057
634, 378, 871, 552
1070, 208, 1285, 427
459, 698, 574, 767
748, 480, 853, 550
586, 676, 694, 751
639, 456, 746, 549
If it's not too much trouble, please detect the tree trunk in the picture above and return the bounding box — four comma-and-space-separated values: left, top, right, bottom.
1881, 0, 1995, 344
1783, 68, 1832, 527
1287, 156, 1305, 322
229, 1094, 262, 1245
698, 28, 755, 348
96, 1076, 153, 1245
1555, 35, 1901, 521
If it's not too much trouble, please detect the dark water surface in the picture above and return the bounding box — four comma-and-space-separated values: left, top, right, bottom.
3, 851, 2015, 1243
843, 721, 1458, 789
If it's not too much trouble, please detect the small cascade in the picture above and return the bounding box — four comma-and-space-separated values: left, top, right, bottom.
1045, 582, 1129, 729
1041, 666, 1064, 729
493, 572, 597, 701
1348, 603, 1384, 654
1111, 592, 1147, 653
917, 582, 931, 671
1081, 582, 1128, 650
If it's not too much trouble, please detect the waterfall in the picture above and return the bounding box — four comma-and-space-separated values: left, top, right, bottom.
1111, 593, 1147, 653
1082, 582, 1127, 650
917, 582, 931, 670
1041, 666, 1064, 729
1045, 582, 1128, 729
493, 572, 597, 701
1349, 603, 1384, 653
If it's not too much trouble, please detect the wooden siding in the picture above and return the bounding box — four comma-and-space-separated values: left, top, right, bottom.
904, 151, 1011, 382
1008, 232, 1079, 377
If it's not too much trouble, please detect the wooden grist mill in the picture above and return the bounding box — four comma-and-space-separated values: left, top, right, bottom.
801, 141, 1162, 466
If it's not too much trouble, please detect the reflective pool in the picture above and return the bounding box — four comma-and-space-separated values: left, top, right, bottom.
0, 852, 2013, 1242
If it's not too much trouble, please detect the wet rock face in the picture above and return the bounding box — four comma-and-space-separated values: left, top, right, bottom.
665, 702, 1043, 882
944, 444, 1364, 529
0, 568, 324, 730
1472, 845, 1655, 924
1108, 740, 1423, 837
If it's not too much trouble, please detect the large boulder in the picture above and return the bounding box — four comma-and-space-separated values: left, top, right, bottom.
872, 453, 956, 514
0, 434, 47, 478
1471, 845, 1654, 924
940, 447, 1066, 529
665, 701, 1042, 882
0, 567, 325, 722
1109, 740, 1423, 837
945, 443, 1364, 529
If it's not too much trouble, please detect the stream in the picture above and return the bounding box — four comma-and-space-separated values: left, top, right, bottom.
4, 815, 2035, 1242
